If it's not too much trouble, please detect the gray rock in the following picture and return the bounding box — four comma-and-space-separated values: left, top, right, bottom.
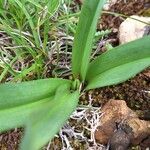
103, 0, 117, 10
119, 15, 150, 44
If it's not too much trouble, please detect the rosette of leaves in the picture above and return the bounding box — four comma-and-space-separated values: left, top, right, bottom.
0, 0, 150, 149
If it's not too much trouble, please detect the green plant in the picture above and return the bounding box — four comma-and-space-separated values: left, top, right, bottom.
0, 0, 60, 80
0, 0, 150, 149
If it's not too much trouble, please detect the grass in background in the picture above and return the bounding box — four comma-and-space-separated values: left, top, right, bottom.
0, 0, 76, 82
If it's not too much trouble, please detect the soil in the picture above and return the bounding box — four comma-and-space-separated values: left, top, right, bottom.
100, 0, 146, 30
0, 0, 150, 149
82, 69, 150, 116
0, 129, 22, 150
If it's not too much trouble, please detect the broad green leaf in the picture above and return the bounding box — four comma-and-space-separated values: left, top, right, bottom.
72, 0, 106, 81
0, 78, 71, 109
0, 97, 53, 132
20, 85, 79, 150
86, 58, 150, 89
86, 36, 150, 89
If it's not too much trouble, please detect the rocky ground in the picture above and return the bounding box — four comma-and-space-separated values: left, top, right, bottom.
0, 0, 150, 149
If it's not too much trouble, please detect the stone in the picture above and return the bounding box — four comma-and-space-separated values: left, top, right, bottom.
95, 100, 137, 144
119, 15, 150, 44
95, 100, 150, 148
103, 0, 117, 11
109, 129, 131, 150
125, 118, 150, 145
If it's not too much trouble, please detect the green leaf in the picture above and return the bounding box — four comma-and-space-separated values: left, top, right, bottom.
0, 97, 53, 132
0, 78, 70, 109
72, 0, 106, 81
10, 0, 40, 47
47, 0, 60, 16
87, 58, 150, 89
20, 85, 79, 150
25, 0, 43, 9
0, 78, 71, 132
25, 0, 60, 17
86, 36, 150, 89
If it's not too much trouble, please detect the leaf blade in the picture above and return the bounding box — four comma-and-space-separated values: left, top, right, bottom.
86, 36, 150, 89
72, 0, 106, 80
47, 0, 60, 16
20, 85, 79, 150
86, 36, 150, 80
86, 58, 150, 89
0, 97, 53, 132
0, 78, 70, 109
